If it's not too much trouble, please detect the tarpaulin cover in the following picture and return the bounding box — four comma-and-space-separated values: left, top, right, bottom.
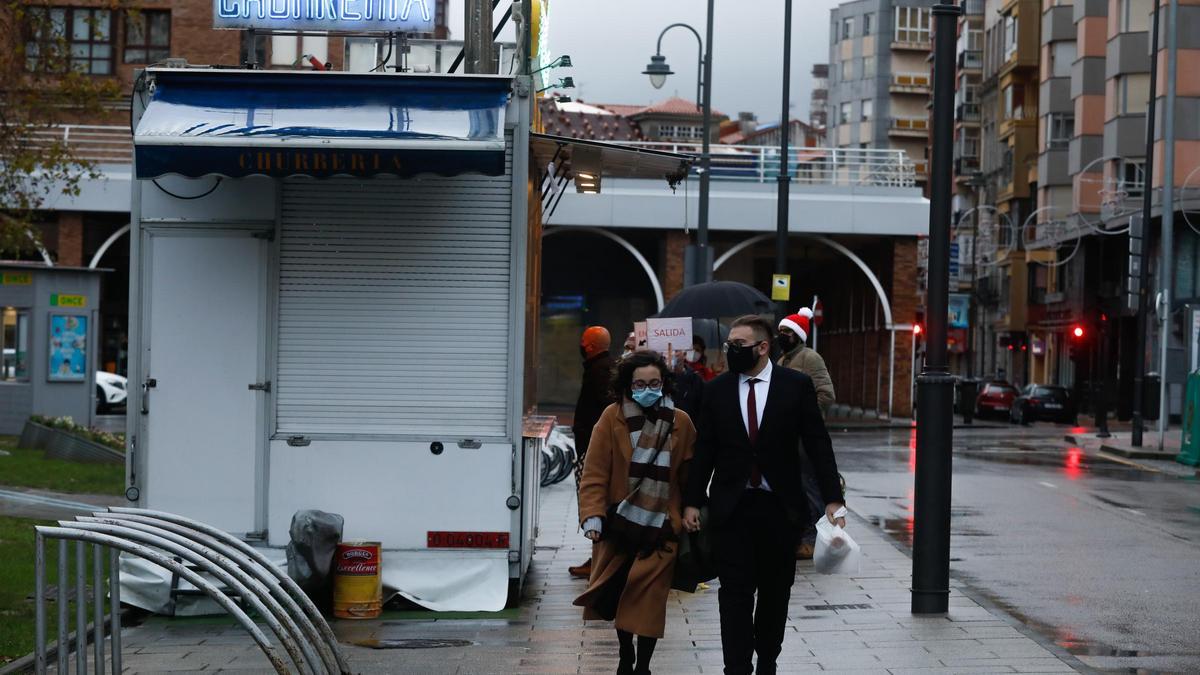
119, 547, 509, 615
134, 69, 510, 179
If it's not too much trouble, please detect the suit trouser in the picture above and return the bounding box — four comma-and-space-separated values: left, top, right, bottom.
714, 489, 798, 675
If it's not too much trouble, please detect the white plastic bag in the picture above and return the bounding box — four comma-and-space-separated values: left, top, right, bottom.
813, 507, 862, 575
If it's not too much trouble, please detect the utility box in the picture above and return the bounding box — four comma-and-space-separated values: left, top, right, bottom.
1178, 371, 1200, 467
0, 263, 103, 434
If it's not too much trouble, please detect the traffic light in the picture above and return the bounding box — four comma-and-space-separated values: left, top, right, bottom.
1067, 324, 1087, 359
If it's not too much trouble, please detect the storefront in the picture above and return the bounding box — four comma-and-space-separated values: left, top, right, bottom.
0, 263, 103, 434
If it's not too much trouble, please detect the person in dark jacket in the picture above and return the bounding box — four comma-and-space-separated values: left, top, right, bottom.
683, 315, 844, 675
570, 325, 616, 579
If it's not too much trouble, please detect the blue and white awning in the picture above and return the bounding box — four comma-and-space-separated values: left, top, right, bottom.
133, 69, 510, 179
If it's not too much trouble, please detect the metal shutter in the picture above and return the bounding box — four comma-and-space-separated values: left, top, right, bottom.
276, 156, 513, 438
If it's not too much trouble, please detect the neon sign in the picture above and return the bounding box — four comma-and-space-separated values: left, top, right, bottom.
213, 0, 434, 33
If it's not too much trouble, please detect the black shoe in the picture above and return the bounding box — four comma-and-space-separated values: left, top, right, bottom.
616, 661, 635, 675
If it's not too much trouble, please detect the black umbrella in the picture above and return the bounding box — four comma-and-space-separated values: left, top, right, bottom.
658, 281, 772, 320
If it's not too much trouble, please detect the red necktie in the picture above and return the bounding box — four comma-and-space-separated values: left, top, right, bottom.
747, 378, 762, 487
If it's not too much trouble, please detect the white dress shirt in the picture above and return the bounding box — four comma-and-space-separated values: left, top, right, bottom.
738, 359, 773, 491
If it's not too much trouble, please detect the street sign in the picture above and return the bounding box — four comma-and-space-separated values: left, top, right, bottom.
813, 298, 824, 326
771, 274, 791, 301
213, 0, 435, 33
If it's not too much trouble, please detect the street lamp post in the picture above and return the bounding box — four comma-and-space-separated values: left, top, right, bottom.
644, 0, 715, 286
775, 0, 793, 319
912, 2, 962, 616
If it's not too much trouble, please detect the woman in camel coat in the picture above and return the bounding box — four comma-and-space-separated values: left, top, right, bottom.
574, 351, 697, 675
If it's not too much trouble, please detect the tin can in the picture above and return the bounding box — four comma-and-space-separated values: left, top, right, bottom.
332, 541, 382, 620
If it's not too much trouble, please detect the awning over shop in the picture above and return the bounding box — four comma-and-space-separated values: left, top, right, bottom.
133, 69, 511, 179
530, 133, 692, 187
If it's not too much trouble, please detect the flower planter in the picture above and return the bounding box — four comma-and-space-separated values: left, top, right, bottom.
19, 420, 125, 465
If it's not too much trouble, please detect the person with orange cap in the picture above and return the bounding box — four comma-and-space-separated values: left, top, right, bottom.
777, 307, 837, 561
570, 326, 616, 579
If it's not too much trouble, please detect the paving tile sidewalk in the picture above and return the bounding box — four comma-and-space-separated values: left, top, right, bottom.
66, 482, 1089, 674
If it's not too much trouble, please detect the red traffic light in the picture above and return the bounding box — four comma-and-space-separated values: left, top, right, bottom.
1072, 325, 1084, 339
913, 324, 923, 335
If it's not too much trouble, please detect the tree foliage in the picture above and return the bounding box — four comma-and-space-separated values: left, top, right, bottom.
1, 0, 125, 256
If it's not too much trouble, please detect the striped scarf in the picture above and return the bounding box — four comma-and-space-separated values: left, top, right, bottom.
606, 397, 676, 556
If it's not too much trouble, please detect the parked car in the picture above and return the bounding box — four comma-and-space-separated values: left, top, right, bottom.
1010, 384, 1076, 425
96, 371, 128, 414
975, 381, 1019, 418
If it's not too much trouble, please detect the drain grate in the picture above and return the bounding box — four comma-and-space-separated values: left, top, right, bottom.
804, 603, 874, 611
353, 638, 473, 650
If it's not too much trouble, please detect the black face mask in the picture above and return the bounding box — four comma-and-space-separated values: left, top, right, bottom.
725, 342, 761, 374
775, 334, 798, 353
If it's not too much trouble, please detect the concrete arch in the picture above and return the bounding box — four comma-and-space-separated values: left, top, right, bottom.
89, 223, 131, 269
25, 230, 53, 266
714, 232, 894, 329
542, 226, 665, 312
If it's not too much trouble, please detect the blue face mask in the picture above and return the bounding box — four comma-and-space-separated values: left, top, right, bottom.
632, 387, 663, 408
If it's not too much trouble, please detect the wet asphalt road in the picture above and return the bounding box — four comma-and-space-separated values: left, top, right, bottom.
833, 422, 1200, 673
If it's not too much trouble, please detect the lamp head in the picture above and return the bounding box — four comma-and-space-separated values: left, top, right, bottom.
643, 54, 673, 89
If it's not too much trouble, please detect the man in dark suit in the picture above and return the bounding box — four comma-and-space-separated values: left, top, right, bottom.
683, 315, 845, 675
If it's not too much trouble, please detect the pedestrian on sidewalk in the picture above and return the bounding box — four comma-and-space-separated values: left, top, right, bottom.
686, 336, 718, 382
570, 325, 616, 579
574, 351, 697, 675
777, 307, 836, 560
683, 315, 845, 675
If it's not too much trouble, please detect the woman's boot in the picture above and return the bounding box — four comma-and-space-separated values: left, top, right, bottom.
616, 629, 635, 674
634, 635, 657, 674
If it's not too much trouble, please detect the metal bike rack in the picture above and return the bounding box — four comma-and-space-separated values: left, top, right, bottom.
32, 507, 352, 675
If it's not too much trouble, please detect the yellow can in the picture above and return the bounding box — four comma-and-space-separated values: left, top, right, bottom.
332, 541, 382, 619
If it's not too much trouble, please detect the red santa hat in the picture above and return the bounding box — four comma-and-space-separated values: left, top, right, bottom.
778, 307, 814, 343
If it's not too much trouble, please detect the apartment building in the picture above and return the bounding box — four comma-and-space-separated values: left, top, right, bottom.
811, 64, 831, 134
828, 0, 938, 183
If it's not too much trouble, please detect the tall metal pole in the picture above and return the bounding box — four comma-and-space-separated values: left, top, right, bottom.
776, 0, 793, 317
1157, 0, 1178, 449
697, 0, 715, 283
967, 211, 977, 379
1132, 0, 1162, 447
912, 2, 961, 616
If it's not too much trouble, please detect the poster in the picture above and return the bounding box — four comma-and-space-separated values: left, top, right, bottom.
948, 294, 970, 329
646, 317, 692, 356
633, 322, 648, 350
49, 314, 87, 382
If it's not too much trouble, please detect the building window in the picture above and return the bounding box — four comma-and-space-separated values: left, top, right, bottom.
1, 307, 31, 382
1119, 159, 1145, 197
1050, 41, 1075, 79
240, 30, 267, 66
24, 7, 114, 74
895, 7, 931, 44
842, 59, 855, 81
863, 13, 873, 36
1118, 73, 1150, 114
1119, 0, 1151, 32
1047, 114, 1073, 149
862, 55, 876, 78
840, 102, 852, 125
842, 17, 855, 40
960, 126, 981, 158
1003, 14, 1018, 61
861, 99, 873, 121
124, 10, 170, 64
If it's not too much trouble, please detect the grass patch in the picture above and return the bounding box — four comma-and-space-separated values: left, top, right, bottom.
0, 437, 124, 495
0, 515, 112, 665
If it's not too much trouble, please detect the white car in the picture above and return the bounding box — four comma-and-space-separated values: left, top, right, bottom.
96, 371, 128, 413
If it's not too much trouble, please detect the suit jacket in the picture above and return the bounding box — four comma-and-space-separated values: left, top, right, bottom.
684, 366, 843, 528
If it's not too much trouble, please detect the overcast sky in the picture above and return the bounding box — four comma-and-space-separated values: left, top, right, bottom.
447, 0, 843, 123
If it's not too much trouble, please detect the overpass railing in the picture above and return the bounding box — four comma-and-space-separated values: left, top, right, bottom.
622, 142, 916, 188
32, 126, 917, 189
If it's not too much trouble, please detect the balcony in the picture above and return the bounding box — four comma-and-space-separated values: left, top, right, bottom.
891, 33, 931, 52
27, 125, 133, 164
954, 156, 980, 178
998, 108, 1037, 139
956, 102, 981, 124
888, 116, 929, 138
957, 50, 982, 71
890, 72, 931, 95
